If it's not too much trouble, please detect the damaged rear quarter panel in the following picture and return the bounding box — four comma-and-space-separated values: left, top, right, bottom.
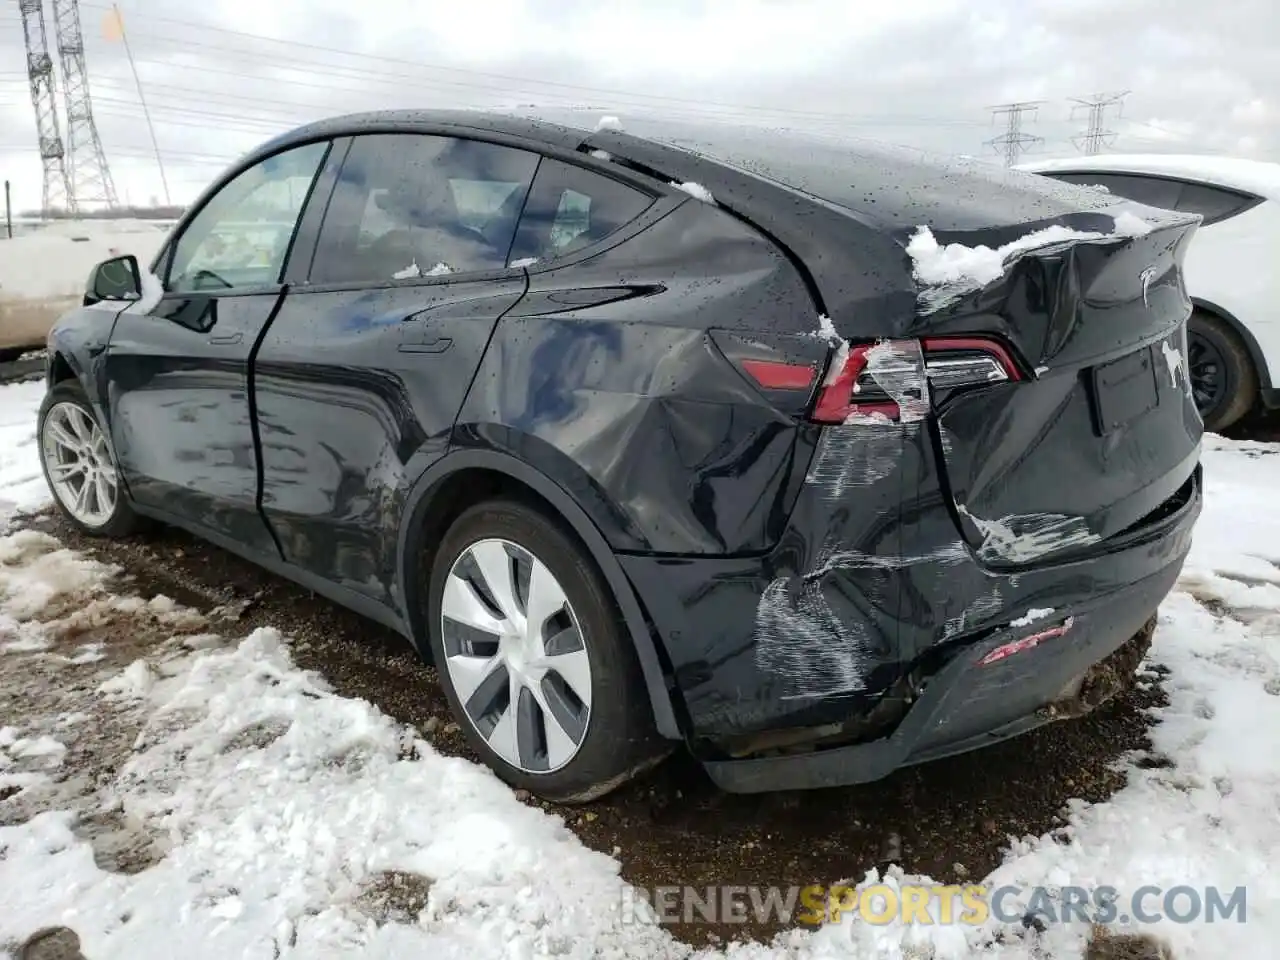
619, 344, 979, 739
454, 196, 824, 556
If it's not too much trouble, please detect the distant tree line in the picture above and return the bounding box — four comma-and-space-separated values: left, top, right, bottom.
18, 205, 187, 220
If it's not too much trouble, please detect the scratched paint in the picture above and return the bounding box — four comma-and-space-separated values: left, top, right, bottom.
804, 425, 899, 497
753, 536, 971, 698
753, 575, 873, 700
941, 587, 1005, 639
938, 425, 956, 460
755, 328, 941, 696
957, 504, 1100, 564
864, 339, 929, 422
754, 327, 938, 696
807, 541, 969, 578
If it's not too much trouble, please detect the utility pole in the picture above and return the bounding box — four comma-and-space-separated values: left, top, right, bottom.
17, 0, 73, 215
1069, 91, 1130, 155
52, 0, 119, 209
986, 101, 1045, 167
4, 180, 12, 238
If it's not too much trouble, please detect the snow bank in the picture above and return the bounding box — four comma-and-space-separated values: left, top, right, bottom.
0, 381, 53, 524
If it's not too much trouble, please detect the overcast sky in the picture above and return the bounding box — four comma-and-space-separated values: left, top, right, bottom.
1, 0, 1276, 214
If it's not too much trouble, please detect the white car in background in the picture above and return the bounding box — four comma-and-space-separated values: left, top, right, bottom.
1019, 155, 1280, 432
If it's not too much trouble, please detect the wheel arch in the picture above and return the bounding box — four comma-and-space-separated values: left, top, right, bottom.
45, 344, 124, 472
48, 350, 77, 387
395, 448, 685, 740
1191, 297, 1274, 397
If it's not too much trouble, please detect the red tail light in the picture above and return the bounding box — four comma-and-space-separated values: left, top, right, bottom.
810, 336, 1021, 424
738, 359, 818, 391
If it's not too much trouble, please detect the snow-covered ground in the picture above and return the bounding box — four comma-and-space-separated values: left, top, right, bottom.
0, 377, 1277, 959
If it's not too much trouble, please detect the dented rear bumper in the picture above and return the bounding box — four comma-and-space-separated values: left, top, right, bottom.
701, 589, 1165, 794
618, 427, 1200, 790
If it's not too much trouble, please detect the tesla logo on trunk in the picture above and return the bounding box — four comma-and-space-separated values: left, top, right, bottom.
1140, 267, 1157, 307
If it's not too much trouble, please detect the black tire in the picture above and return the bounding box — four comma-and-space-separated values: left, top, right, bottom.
37, 380, 142, 537
425, 498, 665, 803
1189, 311, 1257, 433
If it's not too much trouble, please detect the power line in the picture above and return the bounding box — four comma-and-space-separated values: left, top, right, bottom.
104, 3, 170, 205
0, 141, 237, 164
75, 3, 991, 131
53, 38, 997, 163
1069, 91, 1130, 155
985, 100, 1044, 167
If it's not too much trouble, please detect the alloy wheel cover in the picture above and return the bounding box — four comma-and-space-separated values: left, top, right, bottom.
439, 537, 593, 774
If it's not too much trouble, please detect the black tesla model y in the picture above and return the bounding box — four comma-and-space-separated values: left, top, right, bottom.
38, 110, 1204, 803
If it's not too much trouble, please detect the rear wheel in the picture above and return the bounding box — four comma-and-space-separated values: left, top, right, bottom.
1188, 311, 1257, 433
425, 499, 663, 803
37, 381, 140, 537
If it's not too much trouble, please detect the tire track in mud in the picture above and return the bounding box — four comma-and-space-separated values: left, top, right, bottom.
19, 510, 1169, 948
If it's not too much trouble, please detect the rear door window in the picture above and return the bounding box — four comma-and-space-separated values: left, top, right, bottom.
507, 160, 654, 266
310, 133, 539, 284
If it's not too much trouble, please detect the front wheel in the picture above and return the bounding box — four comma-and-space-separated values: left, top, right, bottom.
37, 381, 141, 537
425, 499, 664, 803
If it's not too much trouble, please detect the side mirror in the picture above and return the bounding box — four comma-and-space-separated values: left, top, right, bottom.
84, 254, 142, 306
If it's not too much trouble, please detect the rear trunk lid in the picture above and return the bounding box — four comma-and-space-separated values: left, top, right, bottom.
905, 207, 1203, 567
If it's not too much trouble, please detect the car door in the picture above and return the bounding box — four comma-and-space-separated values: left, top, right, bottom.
104, 140, 332, 556
253, 132, 540, 608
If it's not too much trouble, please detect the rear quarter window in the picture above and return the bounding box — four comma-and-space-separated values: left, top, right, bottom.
507, 160, 653, 266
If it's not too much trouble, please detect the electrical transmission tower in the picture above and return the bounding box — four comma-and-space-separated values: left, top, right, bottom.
1069, 91, 1130, 155
986, 101, 1044, 167
17, 0, 72, 214
52, 0, 118, 209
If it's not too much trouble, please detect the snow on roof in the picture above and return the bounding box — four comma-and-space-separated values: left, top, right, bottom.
1017, 154, 1280, 201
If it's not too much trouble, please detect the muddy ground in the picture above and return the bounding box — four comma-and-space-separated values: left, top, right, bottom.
10, 507, 1179, 950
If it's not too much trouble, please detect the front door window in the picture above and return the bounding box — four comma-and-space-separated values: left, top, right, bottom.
166, 141, 330, 294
